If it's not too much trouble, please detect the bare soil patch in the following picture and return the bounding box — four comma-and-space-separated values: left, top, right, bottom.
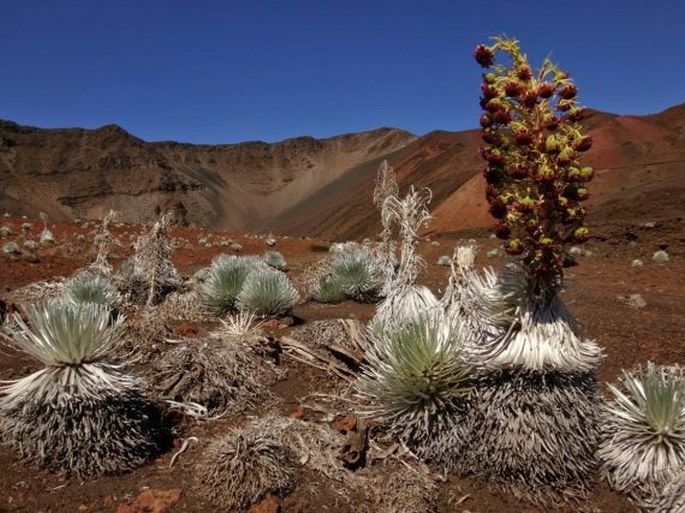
1, 215, 683, 513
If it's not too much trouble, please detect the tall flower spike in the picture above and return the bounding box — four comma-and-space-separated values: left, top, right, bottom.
475, 35, 594, 295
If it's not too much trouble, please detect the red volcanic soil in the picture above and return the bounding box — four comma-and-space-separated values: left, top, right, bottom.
0, 214, 683, 513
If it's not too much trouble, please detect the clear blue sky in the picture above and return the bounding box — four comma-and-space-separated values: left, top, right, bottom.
1, 1, 683, 144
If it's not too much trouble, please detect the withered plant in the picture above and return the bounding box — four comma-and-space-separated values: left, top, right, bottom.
127, 212, 181, 305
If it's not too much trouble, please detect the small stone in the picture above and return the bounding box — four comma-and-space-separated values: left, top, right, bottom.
569, 246, 583, 256
288, 406, 305, 419
642, 221, 656, 228
617, 294, 647, 309
486, 248, 500, 258
627, 294, 647, 308
249, 494, 281, 513
116, 489, 182, 513
332, 414, 358, 433
437, 255, 451, 266
431, 240, 440, 246
652, 250, 669, 263
631, 259, 644, 268
657, 240, 668, 251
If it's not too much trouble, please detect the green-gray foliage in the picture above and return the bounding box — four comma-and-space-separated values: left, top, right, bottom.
202, 255, 265, 315
311, 275, 346, 304
599, 363, 685, 500
358, 313, 471, 461
262, 250, 287, 270
65, 273, 121, 311
328, 245, 383, 302
236, 267, 300, 318
0, 301, 166, 477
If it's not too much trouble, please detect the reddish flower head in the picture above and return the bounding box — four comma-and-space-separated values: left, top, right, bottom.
559, 84, 577, 100
574, 135, 593, 152
515, 65, 533, 81
493, 110, 512, 125
513, 129, 533, 145
503, 80, 522, 97
537, 82, 555, 99
474, 45, 495, 67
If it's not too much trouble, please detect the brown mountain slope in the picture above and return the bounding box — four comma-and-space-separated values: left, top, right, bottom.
0, 121, 415, 231
276, 106, 685, 239
1, 104, 683, 240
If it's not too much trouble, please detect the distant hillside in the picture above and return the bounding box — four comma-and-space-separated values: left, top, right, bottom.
0, 121, 415, 232
1, 104, 684, 240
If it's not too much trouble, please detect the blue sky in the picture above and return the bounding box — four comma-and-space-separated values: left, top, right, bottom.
1, 1, 683, 144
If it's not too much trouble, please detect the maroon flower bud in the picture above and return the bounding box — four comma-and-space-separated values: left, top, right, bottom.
574, 135, 593, 152
519, 90, 538, 108
567, 166, 594, 182
563, 184, 589, 201
489, 202, 508, 220
542, 114, 560, 130
485, 99, 506, 113
506, 163, 530, 179
545, 134, 561, 154
514, 196, 537, 213
494, 221, 511, 239
525, 221, 541, 236
481, 129, 498, 144
479, 114, 493, 128
481, 84, 499, 99
481, 147, 505, 165
513, 129, 533, 145
566, 107, 586, 122
474, 44, 495, 67
559, 84, 577, 99
537, 82, 555, 98
557, 99, 573, 112
503, 80, 522, 97
516, 65, 533, 81
504, 239, 524, 255
493, 110, 512, 125
572, 226, 591, 242
575, 187, 590, 201
534, 165, 556, 184
557, 146, 576, 166
483, 168, 505, 186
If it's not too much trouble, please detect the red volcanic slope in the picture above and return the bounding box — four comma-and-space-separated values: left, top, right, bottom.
1, 104, 684, 240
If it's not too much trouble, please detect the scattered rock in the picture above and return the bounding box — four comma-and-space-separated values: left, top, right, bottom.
431, 240, 440, 246
116, 489, 182, 513
653, 250, 670, 263
437, 255, 451, 266
288, 406, 305, 419
332, 414, 358, 433
250, 494, 281, 513
486, 248, 500, 258
569, 246, 583, 256
617, 294, 647, 309
642, 221, 656, 228
631, 259, 644, 268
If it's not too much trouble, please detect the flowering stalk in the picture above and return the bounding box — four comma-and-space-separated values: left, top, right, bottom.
475, 36, 593, 296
